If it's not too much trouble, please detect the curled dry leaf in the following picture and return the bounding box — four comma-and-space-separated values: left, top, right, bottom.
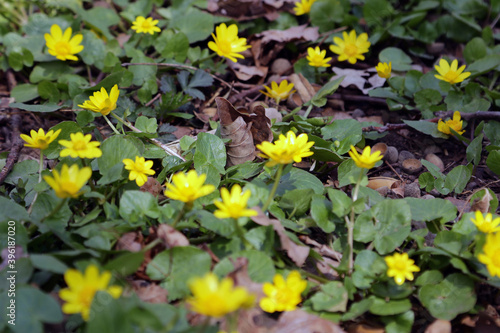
216, 97, 272, 166
140, 177, 164, 197
131, 280, 168, 304
157, 224, 189, 248
424, 319, 451, 333
206, 0, 282, 21
227, 257, 265, 298
276, 310, 345, 333
255, 25, 319, 44
470, 188, 494, 213
228, 61, 268, 81
251, 207, 310, 266
116, 231, 143, 252
347, 323, 384, 333
288, 73, 316, 104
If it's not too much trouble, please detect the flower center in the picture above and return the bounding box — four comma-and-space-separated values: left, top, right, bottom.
55, 41, 71, 56
37, 138, 49, 150
217, 40, 232, 55
61, 181, 80, 196
141, 21, 152, 29
443, 70, 458, 83
394, 260, 408, 272
344, 44, 358, 57
78, 285, 97, 308
100, 98, 113, 113
73, 139, 87, 151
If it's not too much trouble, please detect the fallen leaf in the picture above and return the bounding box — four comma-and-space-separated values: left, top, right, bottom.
116, 232, 143, 252
425, 319, 451, 333
288, 73, 316, 104
251, 207, 310, 266
132, 280, 168, 303
470, 188, 494, 213
256, 25, 319, 44
228, 61, 268, 81
227, 257, 265, 298
331, 68, 386, 95
367, 177, 398, 190
276, 310, 345, 333
157, 224, 190, 248
347, 323, 384, 333
140, 177, 163, 197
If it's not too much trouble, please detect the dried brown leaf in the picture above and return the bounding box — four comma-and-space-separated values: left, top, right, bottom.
251, 207, 310, 266
157, 224, 189, 248
116, 232, 143, 252
470, 188, 494, 213
228, 61, 268, 81
276, 310, 345, 333
425, 319, 451, 333
256, 25, 319, 44
140, 177, 163, 197
132, 280, 168, 303
227, 257, 265, 298
347, 323, 384, 333
288, 73, 315, 104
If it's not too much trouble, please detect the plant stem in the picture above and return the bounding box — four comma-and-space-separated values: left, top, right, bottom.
262, 164, 284, 212
301, 269, 330, 283
347, 169, 365, 275
282, 106, 303, 121
41, 198, 68, 223
233, 218, 252, 249
28, 151, 44, 214
302, 104, 313, 118
103, 115, 121, 135
171, 203, 186, 228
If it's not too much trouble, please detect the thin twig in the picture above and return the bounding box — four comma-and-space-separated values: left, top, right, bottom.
385, 160, 405, 183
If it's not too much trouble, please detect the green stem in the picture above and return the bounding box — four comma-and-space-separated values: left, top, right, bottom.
489, 72, 499, 91
262, 164, 284, 212
233, 218, 252, 249
28, 151, 44, 214
171, 203, 186, 228
352, 169, 365, 203
347, 170, 365, 275
192, 52, 216, 66
282, 106, 302, 122
302, 104, 313, 118
302, 269, 330, 284
41, 198, 68, 223
103, 115, 121, 135
314, 67, 320, 83
134, 34, 144, 49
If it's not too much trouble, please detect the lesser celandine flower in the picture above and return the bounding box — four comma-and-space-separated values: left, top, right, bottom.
131, 16, 161, 35
20, 128, 61, 150
43, 164, 92, 199
187, 272, 254, 317
330, 30, 371, 64
471, 211, 500, 234
437, 111, 466, 136
434, 59, 471, 84
478, 232, 500, 278
213, 184, 257, 219
348, 145, 383, 169
164, 170, 215, 204
306, 46, 332, 68
59, 265, 122, 321
384, 252, 420, 285
208, 23, 251, 63
256, 131, 314, 167
122, 156, 155, 187
260, 80, 296, 104
59, 132, 102, 159
260, 271, 307, 313
293, 0, 317, 15
78, 84, 119, 116
376, 62, 391, 79
44, 24, 84, 61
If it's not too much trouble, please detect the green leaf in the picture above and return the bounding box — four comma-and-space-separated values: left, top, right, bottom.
354, 200, 412, 254
418, 273, 476, 320
161, 6, 214, 43
29, 62, 73, 83
193, 132, 226, 186
320, 118, 362, 154
8, 51, 24, 71
37, 81, 60, 103
310, 0, 346, 32
413, 89, 442, 109
382, 311, 414, 333
9, 102, 61, 113
309, 76, 344, 107
79, 30, 107, 69
310, 281, 348, 312
158, 30, 189, 62
351, 250, 386, 289
11, 286, 63, 333
463, 37, 487, 63
379, 47, 412, 71
104, 251, 145, 277
146, 246, 211, 300
368, 87, 409, 104
10, 84, 39, 103
466, 134, 483, 165
467, 54, 500, 76
135, 116, 158, 134
369, 297, 412, 316
213, 250, 275, 283
338, 159, 367, 188
119, 191, 160, 224
98, 135, 144, 176
404, 198, 457, 224
415, 270, 444, 286
311, 194, 335, 233
486, 150, 500, 175
327, 188, 351, 218
403, 120, 448, 139
277, 167, 324, 195
434, 230, 472, 256
29, 254, 68, 274
363, 0, 394, 27
80, 7, 121, 40
444, 165, 472, 194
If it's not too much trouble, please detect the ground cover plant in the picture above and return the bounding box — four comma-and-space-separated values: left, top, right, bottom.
1, 0, 500, 332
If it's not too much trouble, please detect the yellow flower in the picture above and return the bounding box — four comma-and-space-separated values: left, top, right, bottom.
478, 232, 500, 278
43, 164, 92, 199
131, 16, 161, 35
208, 23, 251, 63
376, 62, 391, 79
78, 84, 119, 116
329, 30, 371, 64
385, 252, 420, 285
187, 272, 255, 317
122, 156, 155, 187
434, 59, 471, 84
348, 145, 383, 169
214, 184, 257, 219
259, 80, 296, 104
256, 131, 314, 167
164, 170, 215, 204
437, 111, 466, 136
59, 265, 122, 321
20, 128, 61, 150
59, 132, 102, 159
306, 46, 332, 68
471, 211, 500, 234
293, 0, 317, 15
44, 24, 84, 61
259, 271, 307, 313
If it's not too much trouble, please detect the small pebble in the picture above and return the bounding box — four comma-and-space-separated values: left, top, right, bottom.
425, 153, 444, 172
422, 194, 435, 199
384, 146, 399, 164
351, 109, 365, 118
402, 158, 422, 174
404, 182, 421, 198
398, 150, 415, 163
424, 145, 442, 155
270, 58, 292, 75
